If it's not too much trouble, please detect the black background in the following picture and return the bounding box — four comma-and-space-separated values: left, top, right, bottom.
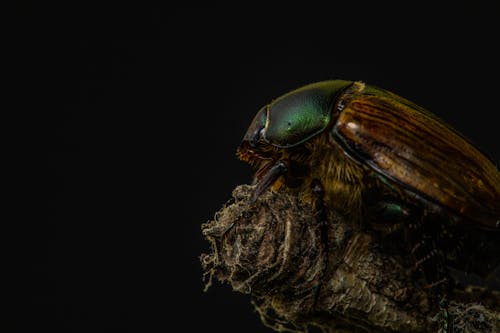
12, 3, 500, 332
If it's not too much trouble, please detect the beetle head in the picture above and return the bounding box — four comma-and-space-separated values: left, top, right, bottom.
242, 105, 268, 149
237, 80, 353, 201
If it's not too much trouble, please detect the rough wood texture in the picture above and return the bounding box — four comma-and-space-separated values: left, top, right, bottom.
201, 185, 500, 333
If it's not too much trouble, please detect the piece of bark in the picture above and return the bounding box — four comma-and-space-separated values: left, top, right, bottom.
200, 185, 500, 333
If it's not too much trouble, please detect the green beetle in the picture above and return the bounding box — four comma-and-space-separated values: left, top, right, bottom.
237, 80, 500, 230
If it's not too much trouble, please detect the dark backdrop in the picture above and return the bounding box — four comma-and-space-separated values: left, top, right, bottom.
12, 3, 500, 333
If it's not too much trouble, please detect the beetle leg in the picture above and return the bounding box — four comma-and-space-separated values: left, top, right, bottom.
437, 297, 453, 333
409, 226, 451, 298
250, 160, 288, 204
410, 238, 428, 256
413, 248, 439, 273
423, 277, 448, 290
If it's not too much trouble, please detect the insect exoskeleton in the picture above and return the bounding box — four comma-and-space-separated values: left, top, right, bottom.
237, 80, 500, 231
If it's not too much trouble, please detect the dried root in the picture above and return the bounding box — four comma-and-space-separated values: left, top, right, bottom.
200, 185, 500, 333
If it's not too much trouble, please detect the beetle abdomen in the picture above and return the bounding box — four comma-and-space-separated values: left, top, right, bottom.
333, 83, 500, 229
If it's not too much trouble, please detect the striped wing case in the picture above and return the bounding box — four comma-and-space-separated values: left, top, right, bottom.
333, 85, 500, 229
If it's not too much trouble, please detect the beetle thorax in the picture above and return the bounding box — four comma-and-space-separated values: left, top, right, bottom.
238, 130, 371, 222
301, 132, 367, 221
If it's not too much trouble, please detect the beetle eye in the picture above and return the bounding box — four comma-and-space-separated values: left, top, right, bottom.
243, 106, 268, 148
246, 124, 264, 148
253, 127, 266, 147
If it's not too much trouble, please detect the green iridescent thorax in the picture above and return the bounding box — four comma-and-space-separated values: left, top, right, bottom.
263, 80, 352, 148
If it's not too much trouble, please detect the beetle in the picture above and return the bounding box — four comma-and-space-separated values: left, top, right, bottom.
237, 80, 500, 231
236, 80, 500, 332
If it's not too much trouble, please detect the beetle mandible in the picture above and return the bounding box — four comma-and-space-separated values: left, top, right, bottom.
237, 80, 500, 230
